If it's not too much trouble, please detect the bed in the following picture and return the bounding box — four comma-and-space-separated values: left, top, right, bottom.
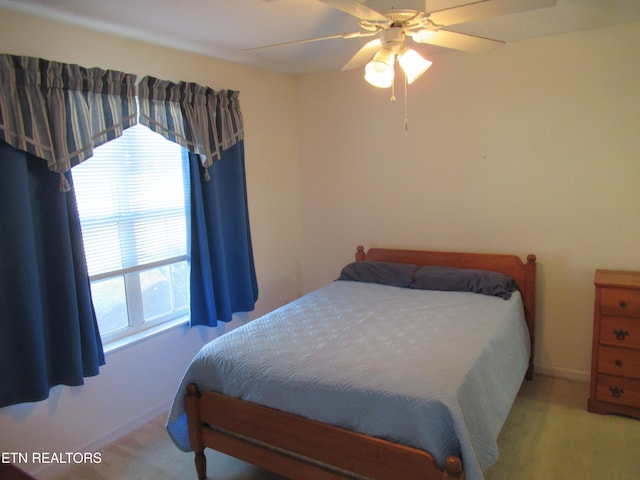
167, 246, 537, 480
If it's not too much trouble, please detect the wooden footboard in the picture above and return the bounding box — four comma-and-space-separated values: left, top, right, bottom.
185, 384, 464, 480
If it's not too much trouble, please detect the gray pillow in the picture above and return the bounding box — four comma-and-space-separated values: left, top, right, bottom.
411, 266, 518, 299
337, 261, 419, 288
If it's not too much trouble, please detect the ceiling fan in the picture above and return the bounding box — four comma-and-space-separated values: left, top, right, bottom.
247, 0, 557, 128
248, 0, 557, 84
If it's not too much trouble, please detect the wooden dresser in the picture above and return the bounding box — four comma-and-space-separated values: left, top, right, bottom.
588, 269, 640, 419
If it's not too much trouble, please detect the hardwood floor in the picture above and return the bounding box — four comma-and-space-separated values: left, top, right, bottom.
0, 464, 38, 480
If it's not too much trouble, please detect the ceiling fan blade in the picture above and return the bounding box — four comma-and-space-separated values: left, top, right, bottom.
245, 31, 375, 51
320, 0, 390, 22
341, 38, 382, 71
416, 29, 504, 53
428, 0, 557, 27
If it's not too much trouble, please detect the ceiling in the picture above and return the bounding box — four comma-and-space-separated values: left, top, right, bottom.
2, 0, 640, 76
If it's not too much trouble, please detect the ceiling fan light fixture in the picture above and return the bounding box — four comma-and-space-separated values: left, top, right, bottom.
364, 68, 394, 88
398, 47, 432, 84
364, 48, 395, 88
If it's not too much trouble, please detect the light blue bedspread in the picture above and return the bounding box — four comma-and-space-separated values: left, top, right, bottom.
167, 281, 530, 480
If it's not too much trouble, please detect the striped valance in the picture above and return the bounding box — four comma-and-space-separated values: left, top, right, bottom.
0, 54, 137, 190
0, 55, 245, 189
138, 76, 244, 176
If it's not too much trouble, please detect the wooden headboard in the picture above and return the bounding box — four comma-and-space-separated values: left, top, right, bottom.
355, 245, 537, 379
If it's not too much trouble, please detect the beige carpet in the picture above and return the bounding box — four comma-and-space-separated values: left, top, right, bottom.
485, 375, 640, 480
51, 375, 640, 480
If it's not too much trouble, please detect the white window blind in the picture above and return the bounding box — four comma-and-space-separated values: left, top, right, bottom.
71, 124, 190, 340
73, 125, 189, 279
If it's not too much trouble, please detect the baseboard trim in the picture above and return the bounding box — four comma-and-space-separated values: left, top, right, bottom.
34, 399, 172, 479
536, 364, 590, 383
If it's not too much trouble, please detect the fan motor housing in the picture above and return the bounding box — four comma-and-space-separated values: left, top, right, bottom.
380, 26, 406, 50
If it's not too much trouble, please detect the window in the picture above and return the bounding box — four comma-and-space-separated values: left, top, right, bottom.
72, 125, 190, 342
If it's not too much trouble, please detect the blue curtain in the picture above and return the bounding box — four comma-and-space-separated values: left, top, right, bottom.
189, 141, 258, 326
137, 77, 257, 325
0, 140, 105, 408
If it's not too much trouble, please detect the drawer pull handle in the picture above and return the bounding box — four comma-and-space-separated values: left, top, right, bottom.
613, 329, 629, 341
618, 300, 627, 308
615, 359, 623, 367
609, 386, 624, 398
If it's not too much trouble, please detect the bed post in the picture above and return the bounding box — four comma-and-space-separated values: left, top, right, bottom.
356, 245, 366, 261
525, 254, 537, 380
185, 384, 207, 480
442, 456, 465, 479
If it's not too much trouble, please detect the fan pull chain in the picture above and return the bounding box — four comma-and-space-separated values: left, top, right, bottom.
389, 71, 409, 130
390, 76, 396, 103
404, 72, 409, 130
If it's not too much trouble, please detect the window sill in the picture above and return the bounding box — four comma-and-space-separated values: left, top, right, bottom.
103, 316, 189, 355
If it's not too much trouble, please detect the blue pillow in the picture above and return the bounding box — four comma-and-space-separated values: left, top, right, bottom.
411, 266, 518, 299
337, 261, 419, 288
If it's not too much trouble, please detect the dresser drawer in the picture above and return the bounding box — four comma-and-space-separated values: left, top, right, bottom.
595, 374, 640, 408
598, 345, 640, 378
600, 287, 640, 318
600, 317, 640, 347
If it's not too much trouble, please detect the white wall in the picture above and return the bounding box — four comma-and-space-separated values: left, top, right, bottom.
0, 9, 302, 477
296, 21, 640, 381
